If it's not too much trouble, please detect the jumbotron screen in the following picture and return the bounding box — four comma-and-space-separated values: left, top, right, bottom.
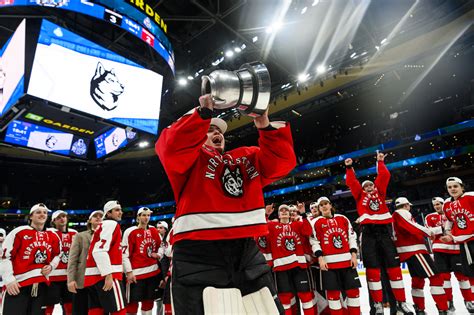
27, 19, 163, 135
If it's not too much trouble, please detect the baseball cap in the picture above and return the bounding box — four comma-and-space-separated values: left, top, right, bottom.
317, 197, 330, 205
361, 180, 374, 188
89, 210, 104, 220
137, 207, 152, 216
103, 200, 121, 214
395, 197, 413, 207
0, 228, 6, 238
30, 203, 49, 214
157, 221, 168, 230
432, 197, 444, 205
288, 204, 297, 211
446, 177, 463, 186
210, 118, 227, 134
309, 202, 318, 209
51, 210, 67, 221
278, 204, 290, 211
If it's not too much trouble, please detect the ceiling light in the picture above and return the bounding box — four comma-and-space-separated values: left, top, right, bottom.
198, 68, 204, 73
381, 38, 387, 45
187, 76, 193, 80
312, 0, 319, 6
266, 22, 282, 34
316, 64, 326, 74
178, 78, 187, 86
252, 36, 258, 43
375, 45, 380, 50
138, 141, 149, 148
350, 52, 356, 58
225, 50, 234, 57
234, 47, 241, 53
241, 43, 247, 50
298, 73, 309, 82
301, 7, 307, 14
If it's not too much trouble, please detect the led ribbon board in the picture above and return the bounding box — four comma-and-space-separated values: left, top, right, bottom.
0, 0, 174, 73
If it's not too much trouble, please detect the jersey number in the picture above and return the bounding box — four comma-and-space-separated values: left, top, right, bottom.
98, 239, 107, 249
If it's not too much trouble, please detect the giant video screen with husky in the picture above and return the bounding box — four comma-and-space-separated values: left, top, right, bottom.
27, 19, 163, 135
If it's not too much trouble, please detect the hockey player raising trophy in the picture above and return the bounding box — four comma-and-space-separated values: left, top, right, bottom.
156, 61, 296, 314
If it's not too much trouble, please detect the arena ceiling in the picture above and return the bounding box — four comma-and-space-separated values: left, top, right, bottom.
0, 0, 472, 163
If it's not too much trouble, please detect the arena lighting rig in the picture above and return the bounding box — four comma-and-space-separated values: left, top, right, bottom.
0, 2, 174, 160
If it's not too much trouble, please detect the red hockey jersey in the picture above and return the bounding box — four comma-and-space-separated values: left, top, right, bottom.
0, 226, 61, 287
444, 192, 474, 243
392, 209, 439, 261
122, 226, 161, 280
345, 161, 392, 225
84, 220, 123, 287
156, 109, 296, 243
48, 228, 78, 282
311, 214, 358, 269
425, 212, 459, 254
267, 220, 312, 271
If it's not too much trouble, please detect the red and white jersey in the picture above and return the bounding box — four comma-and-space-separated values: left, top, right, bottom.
392, 209, 439, 261
0, 226, 61, 287
425, 212, 459, 254
156, 109, 296, 244
345, 162, 392, 225
255, 235, 273, 267
122, 226, 161, 280
84, 220, 123, 287
267, 220, 312, 271
444, 192, 474, 243
47, 228, 78, 282
311, 214, 358, 269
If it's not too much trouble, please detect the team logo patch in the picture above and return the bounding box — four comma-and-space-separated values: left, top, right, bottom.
369, 200, 380, 211
60, 251, 69, 264
456, 215, 467, 230
221, 166, 243, 197
332, 235, 343, 249
90, 62, 125, 111
257, 236, 267, 249
34, 249, 48, 264
285, 238, 296, 251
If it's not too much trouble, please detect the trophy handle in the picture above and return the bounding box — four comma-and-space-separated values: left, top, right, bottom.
201, 75, 226, 106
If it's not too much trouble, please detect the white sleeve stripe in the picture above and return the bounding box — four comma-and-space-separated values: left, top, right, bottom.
396, 210, 431, 235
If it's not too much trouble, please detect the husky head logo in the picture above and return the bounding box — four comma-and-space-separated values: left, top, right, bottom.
34, 249, 48, 264
285, 238, 296, 251
60, 251, 69, 264
221, 166, 243, 197
90, 62, 124, 111
145, 245, 152, 257
257, 236, 267, 249
45, 135, 58, 149
369, 199, 380, 211
112, 134, 120, 147
456, 215, 467, 230
333, 235, 343, 249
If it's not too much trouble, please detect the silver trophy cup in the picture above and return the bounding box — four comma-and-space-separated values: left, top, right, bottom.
201, 61, 271, 117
